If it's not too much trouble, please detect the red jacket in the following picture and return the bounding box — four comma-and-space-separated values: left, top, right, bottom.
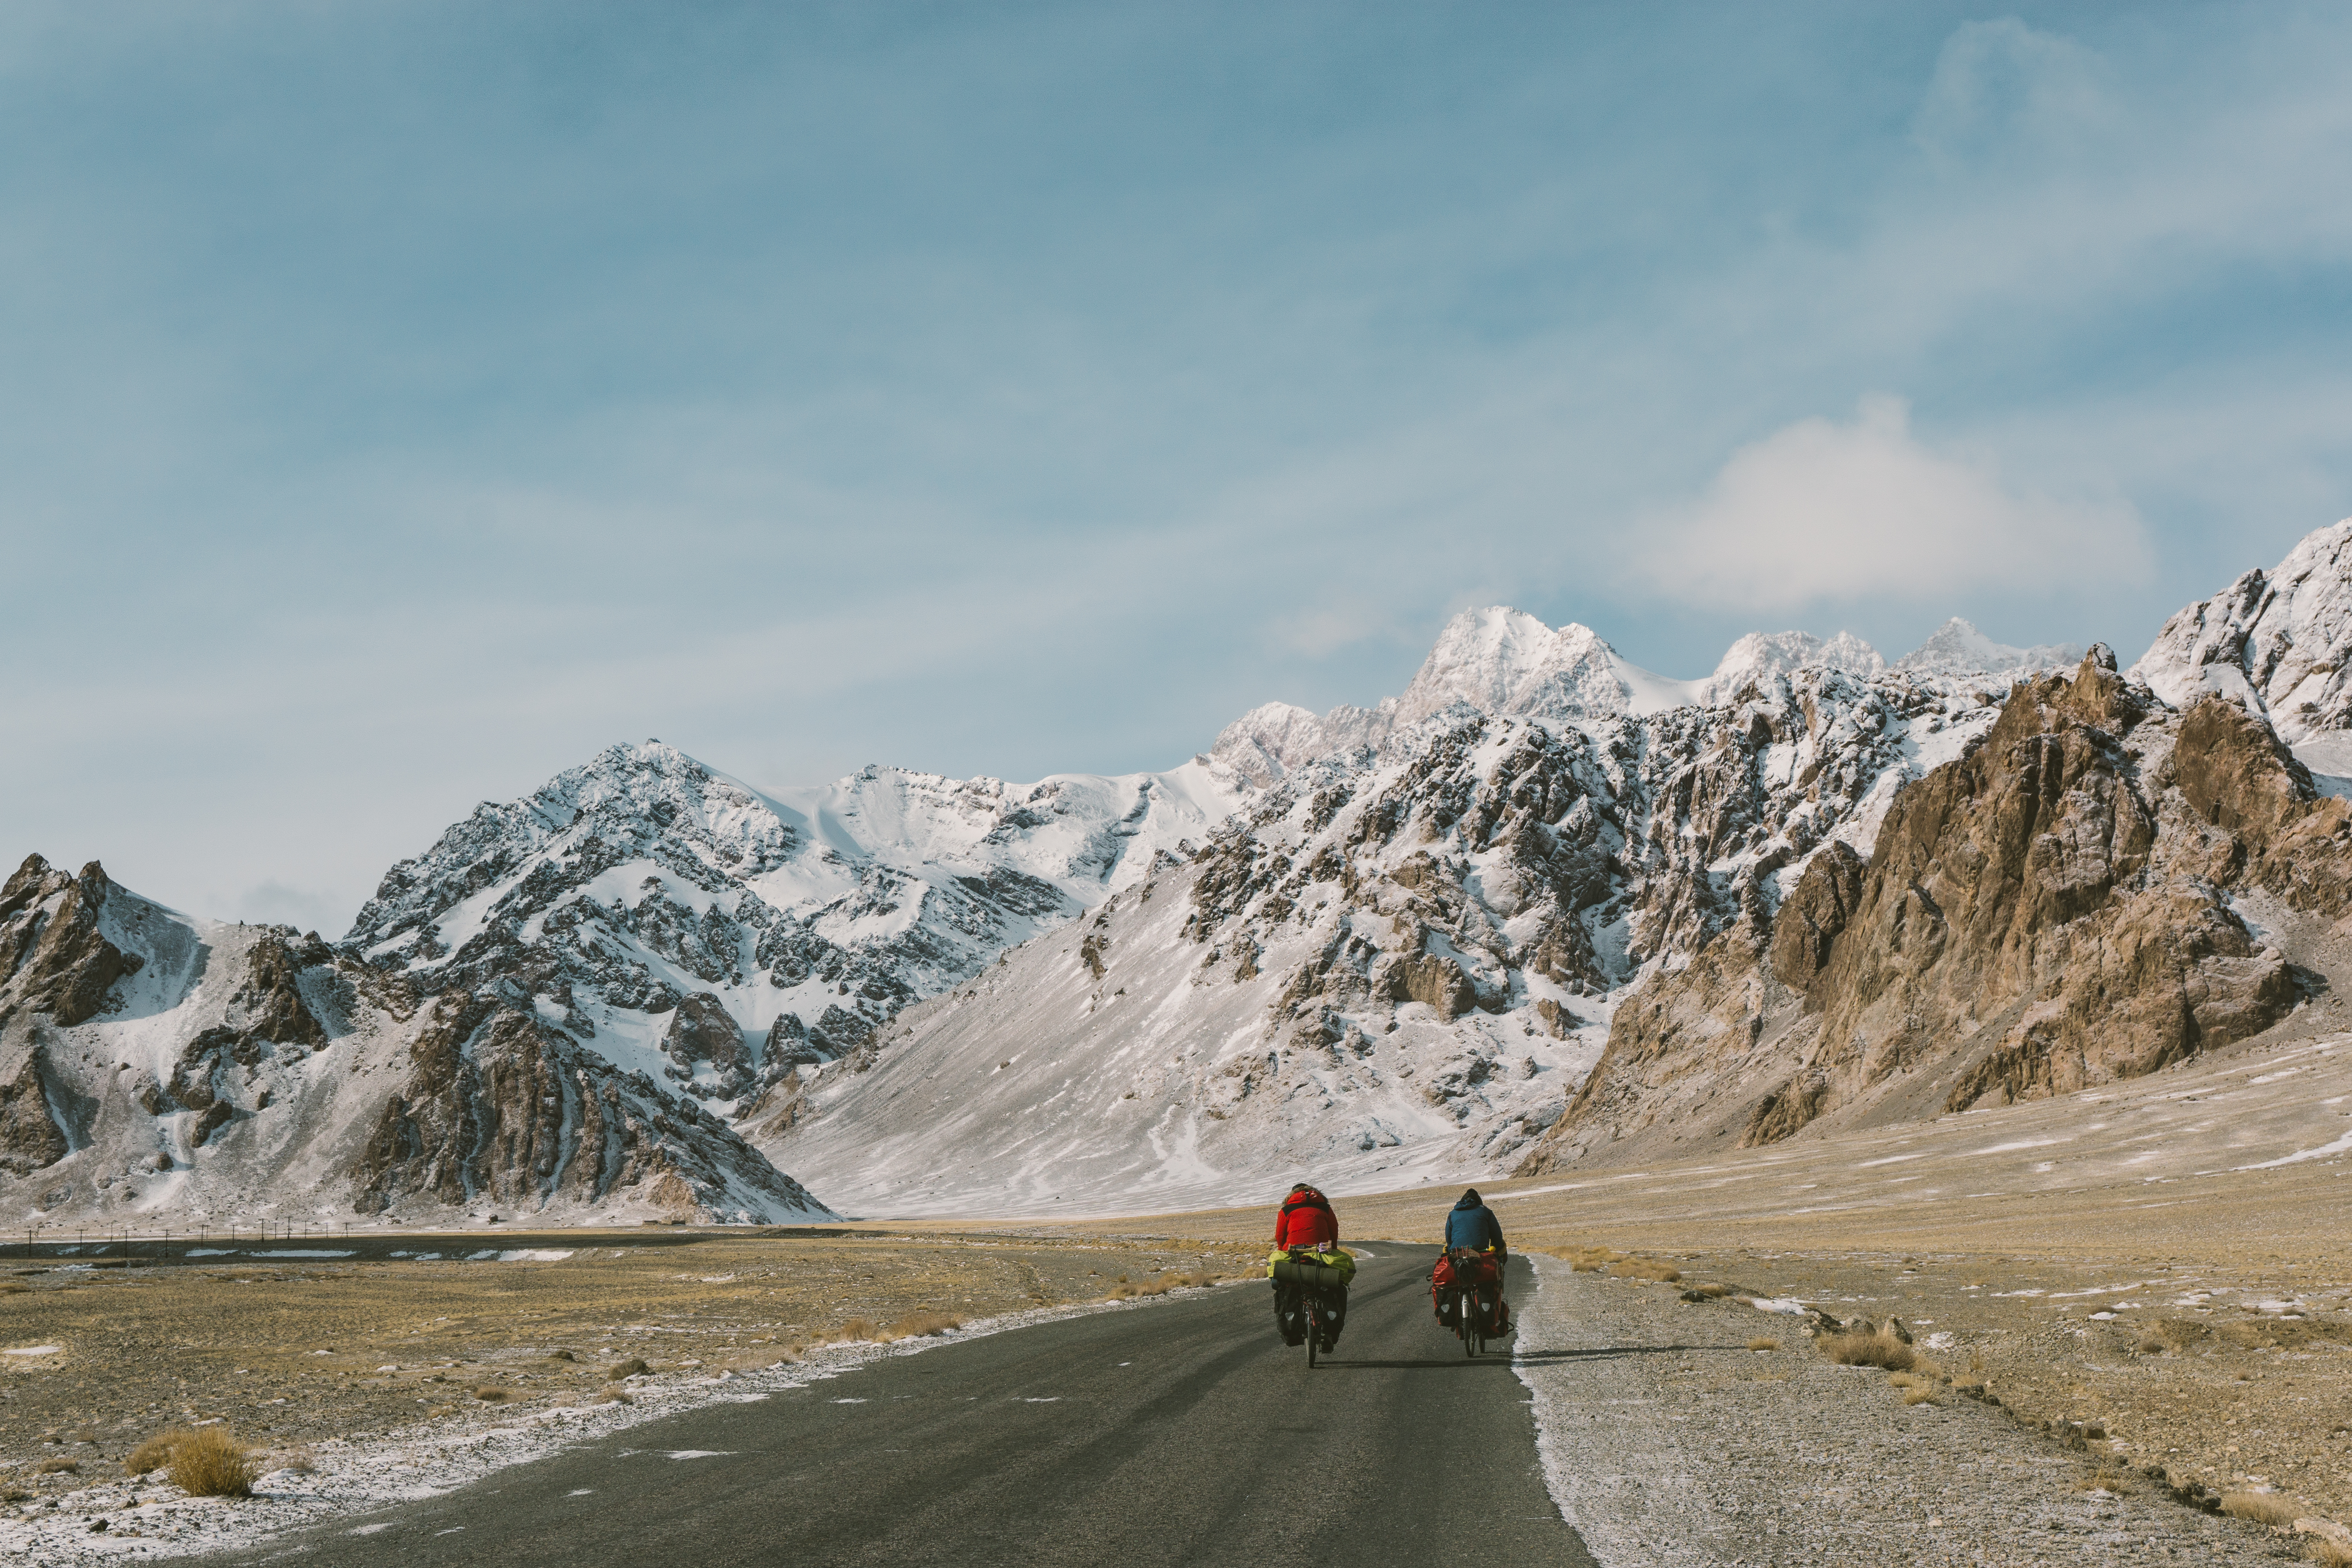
1274, 1187, 1339, 1249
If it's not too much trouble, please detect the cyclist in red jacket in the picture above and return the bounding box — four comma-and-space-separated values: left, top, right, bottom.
1272, 1183, 1346, 1349
1275, 1181, 1339, 1250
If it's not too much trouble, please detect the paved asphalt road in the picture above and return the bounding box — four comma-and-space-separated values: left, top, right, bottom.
212, 1245, 1595, 1567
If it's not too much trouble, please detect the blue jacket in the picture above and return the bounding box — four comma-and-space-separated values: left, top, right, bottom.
1444, 1196, 1505, 1253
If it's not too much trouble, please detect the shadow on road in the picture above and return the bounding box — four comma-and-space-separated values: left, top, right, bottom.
1311, 1343, 1758, 1370
1512, 1344, 1757, 1361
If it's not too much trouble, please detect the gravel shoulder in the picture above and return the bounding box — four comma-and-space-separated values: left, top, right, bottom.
1516, 1257, 2301, 1567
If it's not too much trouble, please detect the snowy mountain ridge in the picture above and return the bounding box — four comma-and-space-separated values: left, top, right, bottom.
1209, 609, 2060, 789
345, 742, 1242, 1109
0, 856, 829, 1226
771, 659, 2014, 1213
24, 516, 2350, 1225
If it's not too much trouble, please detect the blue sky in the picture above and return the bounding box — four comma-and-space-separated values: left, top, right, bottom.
6, 2, 2352, 930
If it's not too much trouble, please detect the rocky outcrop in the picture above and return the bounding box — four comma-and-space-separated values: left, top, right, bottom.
0, 1036, 67, 1176
0, 855, 147, 1172
662, 991, 755, 1098
351, 991, 818, 1222
2166, 696, 2352, 917
0, 855, 140, 1029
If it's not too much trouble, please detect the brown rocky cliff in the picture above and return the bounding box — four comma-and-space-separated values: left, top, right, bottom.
0, 855, 143, 1174
1520, 652, 2318, 1174
0, 855, 141, 1028
2167, 696, 2352, 918
351, 991, 820, 1220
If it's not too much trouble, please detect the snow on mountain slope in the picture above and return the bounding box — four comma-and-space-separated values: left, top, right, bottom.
756, 853, 1583, 1217
772, 659, 2006, 1214
0, 855, 829, 1226
2132, 519, 2352, 748
1697, 630, 1884, 705
343, 742, 1243, 1114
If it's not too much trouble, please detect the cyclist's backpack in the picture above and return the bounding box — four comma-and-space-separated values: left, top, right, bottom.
1267, 1247, 1354, 1290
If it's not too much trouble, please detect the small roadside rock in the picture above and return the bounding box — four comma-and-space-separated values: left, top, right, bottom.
1516, 1261, 2290, 1566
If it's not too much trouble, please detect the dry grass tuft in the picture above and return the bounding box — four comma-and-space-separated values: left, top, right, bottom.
0, 1280, 27, 1295
2221, 1491, 2300, 1528
2308, 1539, 2352, 1567
1681, 1282, 1736, 1300
1606, 1258, 1682, 1283
1746, 1338, 1779, 1352
0, 1486, 28, 1503
126, 1430, 188, 1476
836, 1318, 878, 1343
884, 1311, 964, 1341
607, 1357, 650, 1379
1819, 1328, 1916, 1372
1899, 1386, 1940, 1406
591, 1389, 633, 1406
35, 1456, 79, 1474
1546, 1245, 1625, 1272
471, 1385, 509, 1403
167, 1428, 259, 1499
425, 1403, 459, 1419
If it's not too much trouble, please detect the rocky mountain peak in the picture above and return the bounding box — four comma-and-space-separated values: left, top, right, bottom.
2131, 518, 2352, 744
1893, 617, 2085, 679
1695, 629, 1884, 706
1211, 610, 1909, 788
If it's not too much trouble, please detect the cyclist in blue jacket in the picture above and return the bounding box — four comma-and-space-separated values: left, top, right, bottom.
1445, 1187, 1506, 1254
1443, 1188, 1511, 1333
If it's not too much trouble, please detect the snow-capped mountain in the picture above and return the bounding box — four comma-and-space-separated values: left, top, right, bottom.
0, 855, 829, 1226
1892, 617, 2083, 679
343, 743, 1240, 1109
1515, 519, 2352, 1174
765, 609, 2055, 1212
764, 657, 2002, 1214
775, 541, 2352, 1213
2132, 519, 2352, 749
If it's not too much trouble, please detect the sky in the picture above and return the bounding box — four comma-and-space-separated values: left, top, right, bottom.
6, 2, 2352, 933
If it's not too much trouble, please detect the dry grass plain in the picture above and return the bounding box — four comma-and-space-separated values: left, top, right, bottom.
0, 1229, 1264, 1511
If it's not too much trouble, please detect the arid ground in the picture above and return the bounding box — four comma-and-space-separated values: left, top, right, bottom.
0, 1229, 1264, 1511
7, 1023, 2352, 1559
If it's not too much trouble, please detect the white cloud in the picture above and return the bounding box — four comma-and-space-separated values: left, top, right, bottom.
1633, 395, 2148, 611
1912, 18, 2114, 166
